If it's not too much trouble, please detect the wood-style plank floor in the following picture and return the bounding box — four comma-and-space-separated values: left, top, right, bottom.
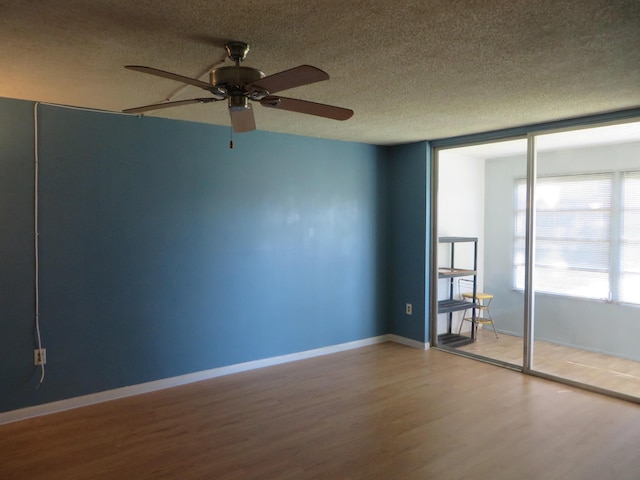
458, 329, 640, 398
2, 342, 640, 480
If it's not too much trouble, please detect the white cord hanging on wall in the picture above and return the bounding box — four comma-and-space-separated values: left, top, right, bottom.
29, 101, 143, 388
33, 102, 45, 386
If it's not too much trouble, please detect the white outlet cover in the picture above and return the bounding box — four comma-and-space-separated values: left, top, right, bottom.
34, 348, 47, 366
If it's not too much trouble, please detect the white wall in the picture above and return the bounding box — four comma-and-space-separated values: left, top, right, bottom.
437, 150, 485, 334
485, 141, 640, 361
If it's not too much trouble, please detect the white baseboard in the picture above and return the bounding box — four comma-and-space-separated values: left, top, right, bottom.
0, 335, 390, 425
388, 334, 430, 350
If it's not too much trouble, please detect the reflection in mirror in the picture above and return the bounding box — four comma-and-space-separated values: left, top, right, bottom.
436, 139, 527, 367
532, 121, 640, 398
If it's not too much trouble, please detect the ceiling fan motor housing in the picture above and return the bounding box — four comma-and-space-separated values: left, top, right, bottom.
210, 66, 265, 93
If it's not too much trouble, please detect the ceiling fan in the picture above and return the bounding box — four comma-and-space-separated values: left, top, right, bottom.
123, 41, 354, 133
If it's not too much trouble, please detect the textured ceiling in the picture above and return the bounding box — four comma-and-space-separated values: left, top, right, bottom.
0, 0, 639, 145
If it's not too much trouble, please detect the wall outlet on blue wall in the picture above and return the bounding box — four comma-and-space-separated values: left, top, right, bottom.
405, 303, 412, 315
34, 348, 47, 366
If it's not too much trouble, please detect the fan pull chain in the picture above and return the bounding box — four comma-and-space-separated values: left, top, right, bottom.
229, 127, 234, 149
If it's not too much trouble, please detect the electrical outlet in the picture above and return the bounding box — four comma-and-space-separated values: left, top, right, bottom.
405, 303, 413, 315
34, 348, 46, 366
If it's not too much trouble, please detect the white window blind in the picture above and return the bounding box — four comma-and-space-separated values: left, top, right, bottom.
620, 171, 640, 304
514, 173, 612, 300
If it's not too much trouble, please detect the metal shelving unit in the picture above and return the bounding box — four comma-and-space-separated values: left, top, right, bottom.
438, 237, 479, 347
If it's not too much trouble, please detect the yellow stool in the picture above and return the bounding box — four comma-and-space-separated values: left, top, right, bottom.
457, 292, 498, 339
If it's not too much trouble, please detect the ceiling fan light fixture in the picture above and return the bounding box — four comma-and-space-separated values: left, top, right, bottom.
228, 97, 256, 133
229, 95, 250, 111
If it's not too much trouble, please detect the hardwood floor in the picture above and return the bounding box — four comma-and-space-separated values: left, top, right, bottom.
2, 342, 640, 479
458, 329, 640, 398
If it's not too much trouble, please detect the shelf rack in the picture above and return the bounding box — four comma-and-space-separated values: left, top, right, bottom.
437, 237, 479, 347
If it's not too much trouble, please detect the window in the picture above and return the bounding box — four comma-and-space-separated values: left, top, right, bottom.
514, 171, 640, 305
620, 171, 640, 304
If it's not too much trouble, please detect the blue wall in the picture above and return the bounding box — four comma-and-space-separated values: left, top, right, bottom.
0, 99, 36, 410
0, 98, 404, 413
387, 141, 430, 343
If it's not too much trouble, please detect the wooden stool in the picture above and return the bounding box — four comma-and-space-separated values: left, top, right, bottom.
457, 292, 498, 339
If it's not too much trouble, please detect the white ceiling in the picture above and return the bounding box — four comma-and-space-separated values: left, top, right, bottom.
1, 0, 639, 145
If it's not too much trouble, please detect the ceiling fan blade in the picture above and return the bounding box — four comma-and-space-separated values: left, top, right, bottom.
125, 65, 215, 91
260, 96, 354, 121
249, 65, 329, 95
123, 98, 219, 114
229, 105, 256, 133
